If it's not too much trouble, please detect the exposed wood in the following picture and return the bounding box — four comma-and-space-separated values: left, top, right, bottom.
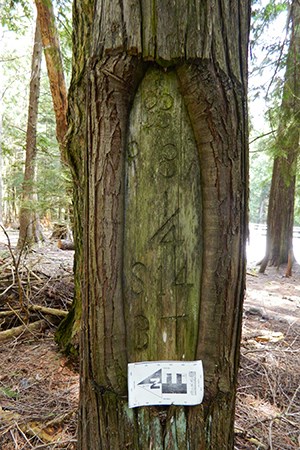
124, 67, 202, 362
93, 0, 248, 83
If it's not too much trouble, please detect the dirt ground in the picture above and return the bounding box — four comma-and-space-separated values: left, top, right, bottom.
0, 230, 299, 449
236, 263, 300, 449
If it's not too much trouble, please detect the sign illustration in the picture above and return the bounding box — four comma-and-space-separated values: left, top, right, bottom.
128, 361, 204, 408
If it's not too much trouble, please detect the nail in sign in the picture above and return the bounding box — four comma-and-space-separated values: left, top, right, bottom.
128, 360, 204, 408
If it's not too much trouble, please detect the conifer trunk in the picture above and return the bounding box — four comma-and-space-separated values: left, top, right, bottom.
18, 21, 43, 248
67, 1, 251, 448
35, 0, 68, 154
260, 0, 300, 274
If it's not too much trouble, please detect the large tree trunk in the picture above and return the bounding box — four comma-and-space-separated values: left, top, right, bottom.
259, 0, 300, 274
18, 21, 43, 249
68, 1, 250, 448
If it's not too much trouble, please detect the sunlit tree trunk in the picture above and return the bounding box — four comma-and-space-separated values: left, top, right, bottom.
66, 1, 251, 449
18, 21, 43, 249
34, 0, 79, 350
35, 0, 68, 155
260, 0, 300, 274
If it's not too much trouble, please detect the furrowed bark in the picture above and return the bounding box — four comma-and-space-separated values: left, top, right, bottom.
70, 1, 251, 448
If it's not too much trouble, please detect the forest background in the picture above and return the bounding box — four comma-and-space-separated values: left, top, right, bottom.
0, 0, 297, 238
0, 0, 297, 236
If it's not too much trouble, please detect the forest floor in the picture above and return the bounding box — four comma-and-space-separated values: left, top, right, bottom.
0, 229, 299, 449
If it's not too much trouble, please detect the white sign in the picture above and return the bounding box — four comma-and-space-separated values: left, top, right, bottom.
128, 360, 204, 408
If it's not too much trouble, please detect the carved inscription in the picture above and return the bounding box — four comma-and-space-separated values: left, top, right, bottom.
124, 67, 202, 360
134, 315, 150, 350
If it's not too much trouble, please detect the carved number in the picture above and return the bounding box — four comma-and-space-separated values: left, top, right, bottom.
134, 315, 149, 350
131, 262, 147, 295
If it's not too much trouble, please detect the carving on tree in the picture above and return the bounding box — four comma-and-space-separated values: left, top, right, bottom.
66, 1, 251, 448
124, 67, 202, 363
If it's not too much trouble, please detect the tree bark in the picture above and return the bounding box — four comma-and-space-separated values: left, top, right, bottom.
68, 1, 250, 448
55, 0, 94, 355
34, 0, 68, 155
18, 21, 43, 249
259, 0, 300, 274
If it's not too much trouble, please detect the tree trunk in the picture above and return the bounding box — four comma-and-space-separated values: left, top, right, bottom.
35, 0, 79, 354
259, 0, 300, 274
18, 21, 43, 249
0, 102, 3, 225
54, 0, 94, 355
68, 1, 250, 448
34, 0, 68, 155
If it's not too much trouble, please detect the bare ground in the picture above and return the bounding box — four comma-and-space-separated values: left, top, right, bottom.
0, 230, 299, 449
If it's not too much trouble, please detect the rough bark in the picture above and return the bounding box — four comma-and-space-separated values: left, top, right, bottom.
55, 0, 95, 355
34, 0, 75, 351
259, 0, 300, 274
18, 22, 43, 249
68, 1, 250, 448
35, 0, 68, 154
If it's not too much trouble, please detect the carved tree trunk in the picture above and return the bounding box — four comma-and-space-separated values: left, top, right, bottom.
18, 21, 43, 249
69, 1, 250, 448
259, 0, 300, 274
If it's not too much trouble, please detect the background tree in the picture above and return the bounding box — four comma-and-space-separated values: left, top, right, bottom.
66, 1, 250, 448
0, 13, 71, 229
35, 0, 68, 154
259, 0, 300, 274
17, 20, 43, 248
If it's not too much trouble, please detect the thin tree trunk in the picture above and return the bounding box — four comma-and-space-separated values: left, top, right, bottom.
260, 0, 300, 274
18, 21, 43, 249
34, 0, 68, 155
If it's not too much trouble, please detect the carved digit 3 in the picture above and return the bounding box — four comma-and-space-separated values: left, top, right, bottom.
134, 315, 150, 350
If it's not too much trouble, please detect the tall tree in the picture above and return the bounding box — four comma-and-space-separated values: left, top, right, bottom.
259, 0, 300, 274
34, 0, 68, 154
18, 20, 43, 248
67, 1, 250, 448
